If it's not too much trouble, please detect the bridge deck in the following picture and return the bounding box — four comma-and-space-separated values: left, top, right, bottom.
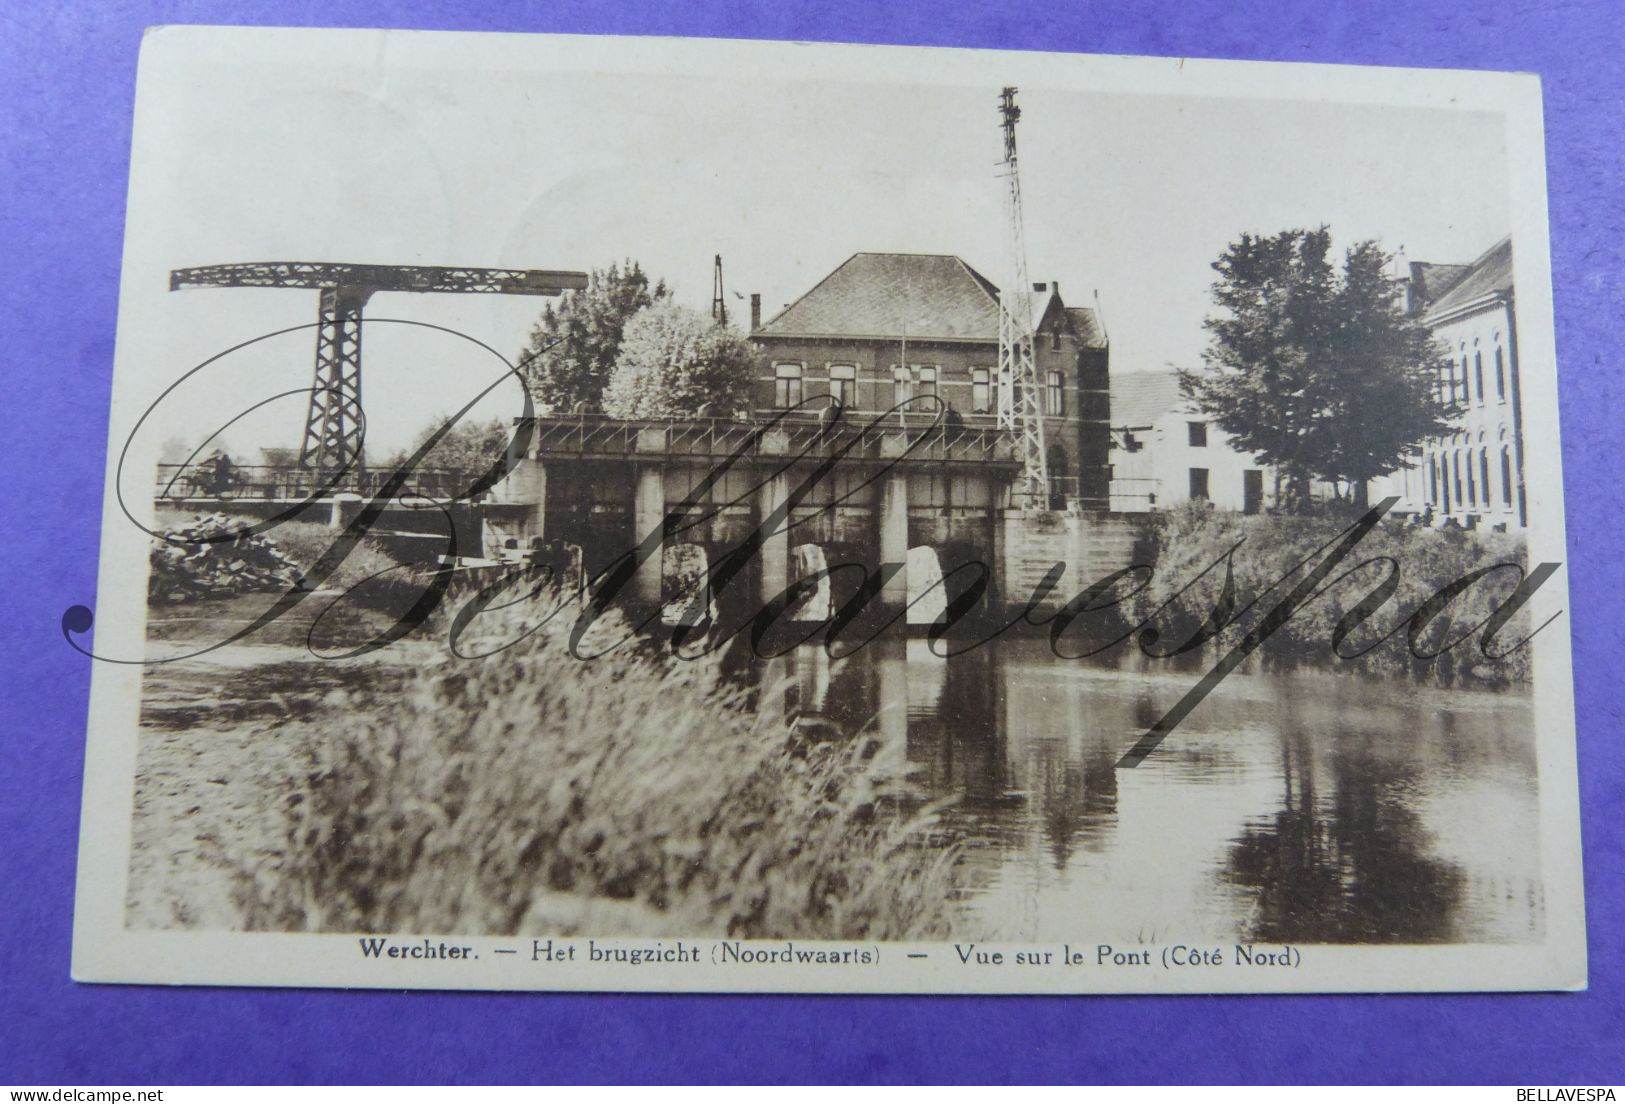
153, 466, 477, 504
519, 414, 1023, 469
153, 416, 1022, 506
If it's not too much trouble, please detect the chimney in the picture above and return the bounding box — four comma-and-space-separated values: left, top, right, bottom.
1390, 246, 1417, 314
750, 292, 762, 332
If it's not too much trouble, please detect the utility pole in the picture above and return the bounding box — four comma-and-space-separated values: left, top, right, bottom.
996, 86, 1049, 505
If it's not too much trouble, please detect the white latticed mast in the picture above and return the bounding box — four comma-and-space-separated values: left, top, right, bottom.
996, 86, 1049, 505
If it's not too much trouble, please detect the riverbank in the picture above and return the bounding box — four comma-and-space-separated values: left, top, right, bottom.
1123, 504, 1534, 688
129, 592, 958, 940
128, 638, 423, 928
126, 503, 1537, 941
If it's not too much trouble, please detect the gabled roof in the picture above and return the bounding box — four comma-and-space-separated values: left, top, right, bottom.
1408, 261, 1471, 305
757, 252, 1002, 341
1112, 370, 1187, 428
1425, 236, 1513, 320
1028, 285, 1063, 335
1065, 306, 1108, 350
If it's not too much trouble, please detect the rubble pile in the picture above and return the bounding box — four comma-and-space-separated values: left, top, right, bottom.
149, 513, 304, 603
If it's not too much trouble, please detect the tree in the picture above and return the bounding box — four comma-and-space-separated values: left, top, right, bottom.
518, 261, 668, 412
1182, 227, 1454, 512
386, 416, 512, 473
601, 302, 760, 419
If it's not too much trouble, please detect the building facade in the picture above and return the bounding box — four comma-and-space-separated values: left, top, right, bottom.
1108, 370, 1273, 514
748, 252, 1111, 510
1383, 237, 1525, 530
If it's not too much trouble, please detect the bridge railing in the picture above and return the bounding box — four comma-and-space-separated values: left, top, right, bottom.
1107, 477, 1160, 513
520, 414, 1022, 466
155, 415, 1021, 504
154, 464, 480, 503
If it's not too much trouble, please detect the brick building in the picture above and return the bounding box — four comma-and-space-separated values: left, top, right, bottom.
748, 252, 1111, 510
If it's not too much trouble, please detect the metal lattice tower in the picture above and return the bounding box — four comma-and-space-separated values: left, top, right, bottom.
169, 262, 588, 475
711, 254, 728, 326
995, 86, 1049, 504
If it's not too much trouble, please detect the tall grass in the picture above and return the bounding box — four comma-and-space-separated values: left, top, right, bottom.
260, 519, 413, 598
1127, 503, 1535, 687
245, 605, 958, 939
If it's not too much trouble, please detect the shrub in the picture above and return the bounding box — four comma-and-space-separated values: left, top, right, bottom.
246, 607, 957, 939
267, 520, 404, 592
1126, 502, 1534, 687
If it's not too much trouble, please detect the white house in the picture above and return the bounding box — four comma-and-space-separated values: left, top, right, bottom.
1380, 236, 1525, 530
1109, 370, 1272, 514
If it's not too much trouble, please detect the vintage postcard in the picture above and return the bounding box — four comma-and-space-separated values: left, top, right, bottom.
71, 26, 1584, 993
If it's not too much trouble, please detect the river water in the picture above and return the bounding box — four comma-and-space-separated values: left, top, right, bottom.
760, 637, 1543, 945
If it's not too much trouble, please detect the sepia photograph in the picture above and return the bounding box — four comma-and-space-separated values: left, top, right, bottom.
68, 27, 1582, 994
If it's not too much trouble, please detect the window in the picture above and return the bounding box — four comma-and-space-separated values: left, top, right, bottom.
1466, 450, 1477, 506
1501, 447, 1514, 506
1189, 467, 1209, 501
971, 368, 991, 414
1047, 445, 1069, 509
774, 363, 803, 409
828, 363, 856, 408
916, 366, 938, 401
1187, 421, 1208, 447
1459, 355, 1470, 404
1474, 352, 1485, 404
1046, 371, 1064, 416
1428, 456, 1439, 504
1480, 449, 1491, 509
1453, 451, 1464, 508
1495, 347, 1506, 401
1050, 326, 1062, 351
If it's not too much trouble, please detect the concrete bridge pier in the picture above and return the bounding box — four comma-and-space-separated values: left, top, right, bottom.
757, 471, 791, 607
879, 474, 910, 606
632, 465, 665, 604
482, 457, 548, 558
328, 493, 353, 530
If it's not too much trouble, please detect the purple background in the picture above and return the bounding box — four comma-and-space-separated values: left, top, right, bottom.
2, 0, 1621, 1085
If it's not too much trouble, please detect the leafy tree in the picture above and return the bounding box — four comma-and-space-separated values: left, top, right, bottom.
518, 261, 669, 412
602, 302, 760, 419
386, 416, 513, 473
1182, 227, 1453, 512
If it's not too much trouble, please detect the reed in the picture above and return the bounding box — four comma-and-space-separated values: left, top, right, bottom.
245, 604, 958, 939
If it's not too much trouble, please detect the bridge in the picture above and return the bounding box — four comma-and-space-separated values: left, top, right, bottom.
154, 463, 478, 505
153, 412, 1140, 620
487, 413, 1139, 621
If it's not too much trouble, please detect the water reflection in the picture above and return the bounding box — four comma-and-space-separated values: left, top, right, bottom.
765, 637, 1543, 944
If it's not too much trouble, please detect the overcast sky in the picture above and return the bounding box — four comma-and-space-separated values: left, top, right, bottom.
124, 34, 1512, 460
